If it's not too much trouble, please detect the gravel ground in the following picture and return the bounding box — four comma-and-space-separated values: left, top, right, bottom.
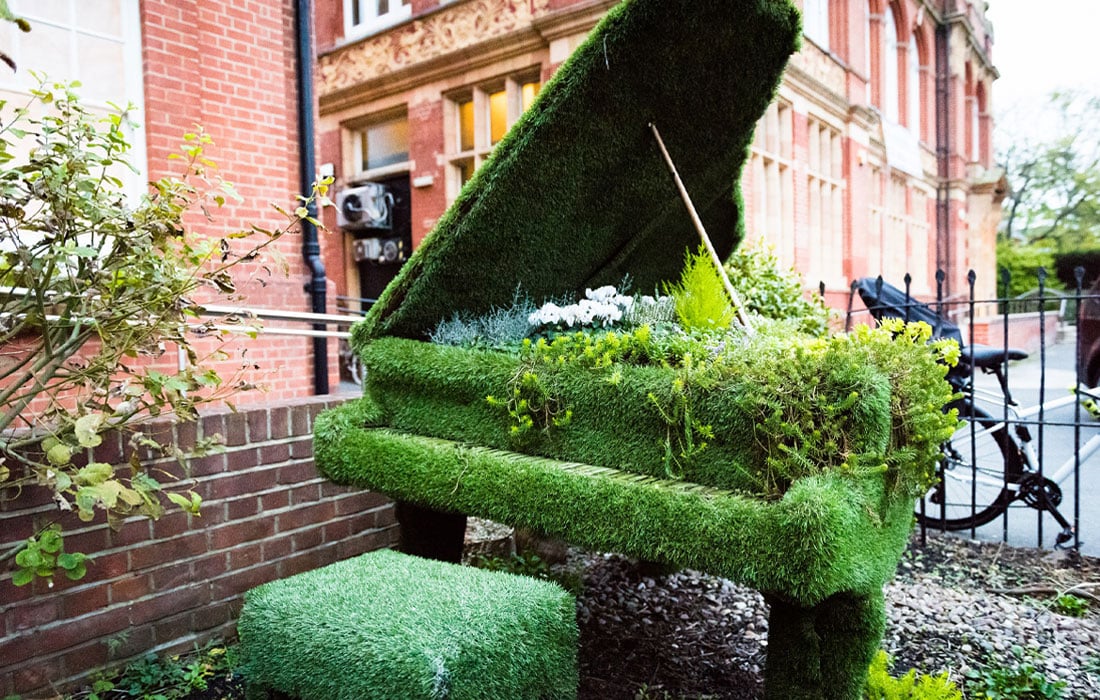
553, 530, 1100, 699
89, 525, 1100, 700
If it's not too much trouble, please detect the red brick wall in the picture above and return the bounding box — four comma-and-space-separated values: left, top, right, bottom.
141, 0, 341, 403
0, 397, 397, 698
969, 313, 1062, 354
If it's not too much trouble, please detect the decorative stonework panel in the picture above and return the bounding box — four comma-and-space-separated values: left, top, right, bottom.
788, 41, 847, 95
320, 0, 552, 97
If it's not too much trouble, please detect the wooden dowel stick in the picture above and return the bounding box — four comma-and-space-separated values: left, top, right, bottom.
649, 123, 753, 333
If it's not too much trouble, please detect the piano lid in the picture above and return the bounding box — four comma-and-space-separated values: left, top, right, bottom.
355, 0, 801, 342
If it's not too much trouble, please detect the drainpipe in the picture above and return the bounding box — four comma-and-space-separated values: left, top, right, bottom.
934, 13, 951, 296
295, 0, 329, 395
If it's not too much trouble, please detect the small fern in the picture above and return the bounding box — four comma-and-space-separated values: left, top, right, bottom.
663, 246, 735, 331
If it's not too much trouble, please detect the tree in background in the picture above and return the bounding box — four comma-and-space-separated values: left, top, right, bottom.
996, 91, 1100, 298
999, 91, 1100, 252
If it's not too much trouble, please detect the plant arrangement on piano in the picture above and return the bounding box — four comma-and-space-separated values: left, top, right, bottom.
423, 246, 959, 501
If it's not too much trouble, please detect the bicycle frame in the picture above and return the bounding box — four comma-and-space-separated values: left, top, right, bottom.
963, 382, 1100, 489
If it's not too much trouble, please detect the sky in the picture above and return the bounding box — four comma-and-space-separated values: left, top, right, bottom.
985, 0, 1099, 146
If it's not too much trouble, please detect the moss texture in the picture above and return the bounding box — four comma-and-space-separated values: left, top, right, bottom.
316, 400, 914, 608
239, 549, 578, 700
358, 335, 895, 496
354, 0, 801, 342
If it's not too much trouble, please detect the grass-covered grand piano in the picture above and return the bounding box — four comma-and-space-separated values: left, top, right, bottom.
314, 1, 956, 697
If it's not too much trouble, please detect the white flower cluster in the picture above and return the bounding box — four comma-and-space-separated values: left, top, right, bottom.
528, 285, 635, 329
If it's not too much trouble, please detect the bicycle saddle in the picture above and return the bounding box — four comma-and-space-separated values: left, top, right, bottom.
959, 343, 1029, 369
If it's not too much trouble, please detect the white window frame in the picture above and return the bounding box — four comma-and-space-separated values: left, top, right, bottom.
748, 100, 795, 268
348, 111, 411, 182
907, 33, 921, 138
805, 118, 846, 289
803, 0, 830, 50
0, 0, 146, 198
443, 72, 541, 202
343, 0, 412, 41
884, 6, 900, 123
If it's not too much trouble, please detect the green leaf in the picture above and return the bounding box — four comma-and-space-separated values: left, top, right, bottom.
117, 486, 144, 507
38, 527, 62, 553
63, 561, 87, 580
167, 491, 202, 515
0, 464, 8, 482
75, 462, 114, 486
15, 547, 41, 568
54, 471, 72, 492
76, 481, 123, 513
12, 568, 34, 586
58, 552, 86, 570
74, 414, 104, 448
46, 443, 72, 465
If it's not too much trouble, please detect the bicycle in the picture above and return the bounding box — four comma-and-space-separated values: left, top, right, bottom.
853, 277, 1100, 548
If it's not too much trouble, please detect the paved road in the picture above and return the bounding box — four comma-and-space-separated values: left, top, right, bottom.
928, 327, 1100, 556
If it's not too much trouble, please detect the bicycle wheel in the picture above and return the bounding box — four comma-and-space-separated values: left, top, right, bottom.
915, 398, 1024, 530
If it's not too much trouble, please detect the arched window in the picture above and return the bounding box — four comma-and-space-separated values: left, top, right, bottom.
965, 64, 977, 163
884, 6, 899, 122
907, 32, 920, 137
804, 0, 830, 50
973, 82, 985, 163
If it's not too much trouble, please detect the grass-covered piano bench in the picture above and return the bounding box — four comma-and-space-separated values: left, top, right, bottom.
314, 1, 957, 697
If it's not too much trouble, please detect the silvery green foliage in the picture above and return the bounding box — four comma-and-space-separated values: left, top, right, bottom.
429, 289, 536, 348
620, 293, 677, 328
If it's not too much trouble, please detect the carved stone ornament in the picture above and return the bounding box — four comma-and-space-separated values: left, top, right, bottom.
319, 0, 553, 97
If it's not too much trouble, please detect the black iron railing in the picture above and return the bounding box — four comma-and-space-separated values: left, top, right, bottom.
844, 267, 1099, 552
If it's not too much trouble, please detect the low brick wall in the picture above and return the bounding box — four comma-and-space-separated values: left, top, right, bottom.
968, 312, 1064, 353
0, 396, 397, 698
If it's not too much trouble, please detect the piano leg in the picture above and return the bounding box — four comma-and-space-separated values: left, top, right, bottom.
762, 590, 885, 700
395, 501, 467, 563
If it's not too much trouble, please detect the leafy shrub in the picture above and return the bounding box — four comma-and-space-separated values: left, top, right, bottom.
1048, 593, 1090, 617
996, 240, 1059, 298
0, 78, 328, 584
965, 647, 1066, 700
863, 650, 962, 699
725, 241, 832, 335
74, 641, 238, 700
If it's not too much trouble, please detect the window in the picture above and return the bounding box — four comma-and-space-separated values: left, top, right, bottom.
445, 74, 541, 200
868, 166, 884, 274
883, 175, 908, 284
747, 101, 795, 267
354, 113, 410, 176
881, 176, 931, 292
345, 0, 411, 39
883, 6, 899, 123
977, 82, 988, 165
806, 119, 845, 287
909, 187, 931, 291
907, 32, 921, 137
804, 0, 829, 50
865, 2, 873, 103
0, 0, 145, 194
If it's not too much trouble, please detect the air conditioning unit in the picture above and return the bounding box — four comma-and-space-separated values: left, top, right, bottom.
352, 237, 406, 265
337, 182, 393, 232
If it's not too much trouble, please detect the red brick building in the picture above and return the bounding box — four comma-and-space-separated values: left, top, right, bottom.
314, 0, 1003, 311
